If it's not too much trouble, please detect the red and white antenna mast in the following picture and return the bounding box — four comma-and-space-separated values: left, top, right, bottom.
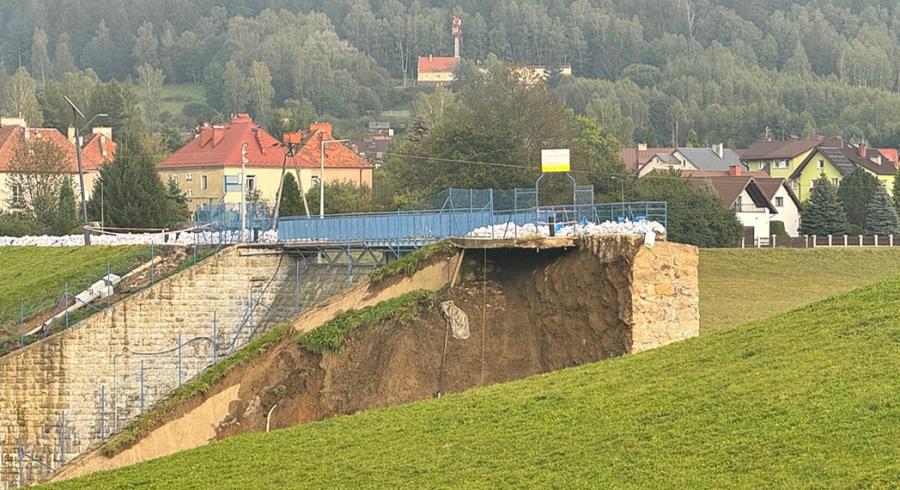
452, 16, 462, 58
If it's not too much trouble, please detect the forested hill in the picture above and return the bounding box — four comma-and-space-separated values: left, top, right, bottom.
3, 0, 900, 147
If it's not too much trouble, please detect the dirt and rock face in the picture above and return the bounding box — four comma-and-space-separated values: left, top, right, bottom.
216, 246, 634, 437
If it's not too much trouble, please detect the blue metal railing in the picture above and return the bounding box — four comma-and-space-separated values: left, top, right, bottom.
277, 201, 666, 244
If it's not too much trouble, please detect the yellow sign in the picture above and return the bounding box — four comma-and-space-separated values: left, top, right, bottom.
541, 149, 571, 173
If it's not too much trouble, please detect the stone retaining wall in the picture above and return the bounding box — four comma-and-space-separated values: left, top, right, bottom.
0, 247, 371, 487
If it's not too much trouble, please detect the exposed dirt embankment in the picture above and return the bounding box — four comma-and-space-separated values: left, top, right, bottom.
55, 238, 699, 482
219, 247, 632, 438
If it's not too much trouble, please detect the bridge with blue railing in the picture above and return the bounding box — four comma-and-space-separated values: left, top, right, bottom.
193, 188, 666, 249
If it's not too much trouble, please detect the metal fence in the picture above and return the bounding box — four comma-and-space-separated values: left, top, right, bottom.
279, 187, 667, 244
744, 234, 900, 248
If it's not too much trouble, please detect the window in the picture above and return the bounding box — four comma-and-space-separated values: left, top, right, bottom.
246, 175, 256, 191
775, 160, 788, 169
185, 173, 193, 181
310, 175, 321, 188
734, 196, 742, 210
810, 180, 815, 189
10, 184, 23, 206
201, 175, 208, 190
831, 178, 839, 186
775, 196, 784, 207
186, 189, 192, 198
759, 162, 766, 170
169, 175, 178, 184
817, 160, 825, 169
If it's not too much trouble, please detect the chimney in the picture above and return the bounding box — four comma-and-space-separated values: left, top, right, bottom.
729, 165, 742, 177
92, 127, 112, 141
715, 143, 724, 159
0, 117, 27, 128
310, 122, 334, 141
67, 127, 76, 145
858, 143, 867, 158
212, 126, 226, 146
199, 125, 213, 147
637, 143, 648, 151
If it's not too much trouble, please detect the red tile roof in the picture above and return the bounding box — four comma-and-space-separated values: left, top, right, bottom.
81, 132, 117, 170
158, 115, 373, 171
620, 147, 674, 172
158, 114, 285, 169
418, 56, 460, 73
296, 123, 373, 170
0, 125, 108, 172
876, 148, 899, 168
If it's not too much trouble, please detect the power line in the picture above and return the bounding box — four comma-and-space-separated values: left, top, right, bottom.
389, 153, 691, 181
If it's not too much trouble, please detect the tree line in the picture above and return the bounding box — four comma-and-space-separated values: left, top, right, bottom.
5, 1, 900, 145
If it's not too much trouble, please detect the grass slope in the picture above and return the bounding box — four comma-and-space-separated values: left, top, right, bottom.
700, 248, 900, 332
0, 246, 149, 328
51, 273, 900, 488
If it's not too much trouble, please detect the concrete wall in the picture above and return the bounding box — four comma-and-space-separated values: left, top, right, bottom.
0, 247, 371, 487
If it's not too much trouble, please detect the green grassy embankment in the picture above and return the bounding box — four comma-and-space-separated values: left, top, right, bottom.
0, 246, 150, 329
699, 248, 900, 332
50, 270, 900, 488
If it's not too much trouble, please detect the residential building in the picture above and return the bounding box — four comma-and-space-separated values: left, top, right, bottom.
158, 114, 373, 215
741, 137, 843, 178
685, 166, 801, 239
754, 176, 802, 237
639, 145, 743, 177
789, 143, 899, 201
417, 55, 460, 87
513, 64, 573, 85
0, 118, 116, 212
351, 132, 391, 166
620, 144, 674, 173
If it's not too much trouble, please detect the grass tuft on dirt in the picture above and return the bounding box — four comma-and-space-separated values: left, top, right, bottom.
699, 247, 900, 332
52, 272, 900, 488
298, 289, 437, 354
99, 323, 294, 458
368, 242, 456, 285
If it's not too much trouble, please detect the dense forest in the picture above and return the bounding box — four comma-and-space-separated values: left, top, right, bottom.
3, 0, 900, 146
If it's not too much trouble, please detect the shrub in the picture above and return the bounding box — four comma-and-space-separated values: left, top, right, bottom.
0, 212, 46, 237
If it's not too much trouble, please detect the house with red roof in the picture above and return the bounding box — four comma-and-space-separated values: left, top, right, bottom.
0, 118, 116, 212
417, 55, 460, 87
157, 114, 373, 215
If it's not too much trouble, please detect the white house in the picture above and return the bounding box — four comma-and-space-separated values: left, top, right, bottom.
684, 166, 802, 241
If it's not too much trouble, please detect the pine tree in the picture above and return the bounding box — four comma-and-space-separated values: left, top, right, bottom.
53, 176, 78, 235
892, 168, 900, 218
87, 143, 187, 228
279, 173, 304, 217
52, 32, 77, 79
864, 184, 898, 235
838, 169, 880, 231
686, 128, 700, 147
799, 177, 850, 236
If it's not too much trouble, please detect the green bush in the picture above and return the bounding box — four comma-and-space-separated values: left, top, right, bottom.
635, 174, 743, 248
0, 212, 46, 237
770, 221, 790, 242
299, 290, 436, 354
369, 242, 457, 285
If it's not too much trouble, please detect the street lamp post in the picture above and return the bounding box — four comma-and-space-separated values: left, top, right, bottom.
319, 138, 349, 218
64, 96, 107, 246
